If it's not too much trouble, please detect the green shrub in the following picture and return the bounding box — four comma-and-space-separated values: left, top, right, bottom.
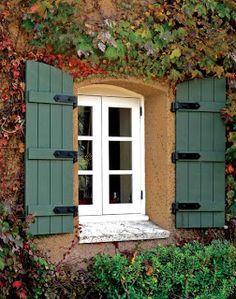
87, 241, 236, 299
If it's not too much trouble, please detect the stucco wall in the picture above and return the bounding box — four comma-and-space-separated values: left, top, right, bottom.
145, 90, 175, 229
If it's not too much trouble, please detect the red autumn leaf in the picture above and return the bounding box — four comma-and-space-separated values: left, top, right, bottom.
0, 281, 4, 287
19, 289, 27, 299
23, 243, 30, 250
2, 10, 10, 18
12, 280, 23, 289
30, 3, 39, 14
18, 143, 25, 153
13, 70, 20, 79
226, 164, 235, 174
21, 103, 26, 113
0, 139, 8, 147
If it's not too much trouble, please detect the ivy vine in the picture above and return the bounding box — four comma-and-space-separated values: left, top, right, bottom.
22, 0, 236, 81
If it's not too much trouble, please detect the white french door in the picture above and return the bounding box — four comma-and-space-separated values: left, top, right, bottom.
78, 95, 142, 216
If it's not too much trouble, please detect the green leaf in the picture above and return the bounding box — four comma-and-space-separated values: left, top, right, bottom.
105, 46, 119, 60
22, 19, 35, 33
0, 257, 5, 271
170, 48, 181, 60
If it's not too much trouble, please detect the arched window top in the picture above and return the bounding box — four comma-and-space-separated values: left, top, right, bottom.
78, 84, 143, 99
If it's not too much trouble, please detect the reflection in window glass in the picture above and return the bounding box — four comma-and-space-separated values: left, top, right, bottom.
78, 141, 92, 170
79, 175, 93, 205
109, 141, 132, 170
109, 175, 132, 204
78, 106, 92, 136
109, 108, 131, 137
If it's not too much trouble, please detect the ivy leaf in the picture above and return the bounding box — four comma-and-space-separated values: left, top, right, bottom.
212, 65, 224, 77
0, 258, 5, 271
22, 19, 34, 33
104, 46, 119, 60
170, 48, 181, 60
168, 69, 182, 81
191, 70, 203, 79
105, 40, 125, 60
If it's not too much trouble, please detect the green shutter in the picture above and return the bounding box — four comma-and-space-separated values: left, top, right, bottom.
174, 78, 226, 228
25, 61, 76, 235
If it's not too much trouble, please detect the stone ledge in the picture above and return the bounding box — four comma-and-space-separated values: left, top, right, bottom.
79, 220, 170, 244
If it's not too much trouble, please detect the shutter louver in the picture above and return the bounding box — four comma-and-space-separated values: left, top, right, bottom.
25, 61, 76, 235
173, 78, 226, 228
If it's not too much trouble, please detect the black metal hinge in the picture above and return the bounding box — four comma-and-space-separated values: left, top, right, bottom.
171, 102, 200, 112
172, 152, 200, 163
140, 106, 143, 116
54, 150, 78, 163
53, 206, 78, 217
141, 190, 143, 200
54, 94, 77, 108
172, 202, 201, 214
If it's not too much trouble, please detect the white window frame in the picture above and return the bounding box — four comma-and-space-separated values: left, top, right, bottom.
102, 96, 141, 214
78, 96, 102, 216
78, 94, 146, 220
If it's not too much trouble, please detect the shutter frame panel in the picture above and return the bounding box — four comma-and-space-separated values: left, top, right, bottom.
25, 61, 75, 235
174, 77, 226, 228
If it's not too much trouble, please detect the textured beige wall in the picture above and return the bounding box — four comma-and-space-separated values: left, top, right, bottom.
36, 77, 176, 265
145, 92, 175, 229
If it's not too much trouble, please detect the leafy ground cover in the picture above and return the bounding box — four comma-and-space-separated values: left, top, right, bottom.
86, 241, 236, 299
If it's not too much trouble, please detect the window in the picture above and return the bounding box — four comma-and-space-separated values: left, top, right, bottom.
78, 95, 144, 217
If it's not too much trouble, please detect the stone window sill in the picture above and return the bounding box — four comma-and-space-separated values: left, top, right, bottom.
79, 216, 170, 244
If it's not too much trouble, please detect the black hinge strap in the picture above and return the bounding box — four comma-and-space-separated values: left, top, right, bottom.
172, 202, 201, 214
171, 102, 200, 112
54, 150, 78, 163
172, 152, 200, 163
53, 206, 78, 217
141, 190, 143, 200
54, 94, 77, 108
140, 106, 143, 116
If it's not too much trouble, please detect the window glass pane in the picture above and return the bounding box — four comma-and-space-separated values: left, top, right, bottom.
78, 106, 92, 136
109, 175, 132, 204
78, 141, 92, 170
109, 108, 131, 137
79, 175, 92, 205
109, 141, 132, 170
